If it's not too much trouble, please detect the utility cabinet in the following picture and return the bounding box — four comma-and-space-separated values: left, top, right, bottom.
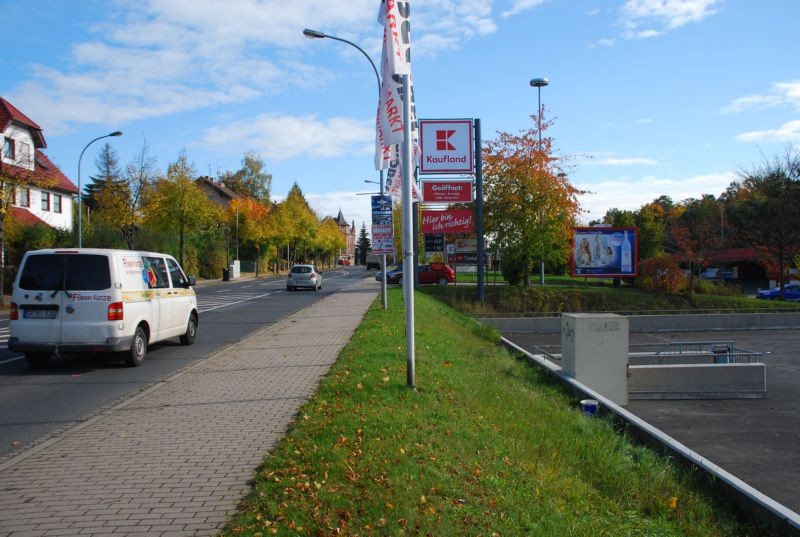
561, 313, 629, 405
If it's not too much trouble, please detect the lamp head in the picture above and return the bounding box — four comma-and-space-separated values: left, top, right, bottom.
530, 77, 549, 88
303, 28, 326, 39
109, 131, 123, 137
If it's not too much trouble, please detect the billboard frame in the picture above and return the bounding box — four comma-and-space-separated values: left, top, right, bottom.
570, 226, 639, 278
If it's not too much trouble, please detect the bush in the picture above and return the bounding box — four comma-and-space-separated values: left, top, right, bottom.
635, 257, 685, 294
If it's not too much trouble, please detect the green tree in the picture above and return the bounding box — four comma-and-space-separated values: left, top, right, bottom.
356, 222, 371, 265
483, 114, 583, 286
276, 183, 318, 265
218, 151, 272, 201
83, 143, 122, 211
146, 152, 220, 266
729, 149, 800, 297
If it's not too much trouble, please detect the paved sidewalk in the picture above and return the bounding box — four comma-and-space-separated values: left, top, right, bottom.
0, 279, 378, 536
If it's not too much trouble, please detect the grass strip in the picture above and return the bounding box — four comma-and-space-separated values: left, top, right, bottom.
223, 289, 755, 536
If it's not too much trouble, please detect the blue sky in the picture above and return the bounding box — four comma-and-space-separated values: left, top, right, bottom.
2, 0, 799, 230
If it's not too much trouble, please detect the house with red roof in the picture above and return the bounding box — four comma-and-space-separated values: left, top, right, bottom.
1, 97, 78, 231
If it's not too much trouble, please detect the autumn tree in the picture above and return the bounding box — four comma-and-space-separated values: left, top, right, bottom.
669, 195, 722, 294
314, 217, 346, 268
230, 197, 273, 275
728, 149, 800, 297
219, 151, 272, 201
482, 114, 583, 285
146, 152, 220, 267
274, 183, 318, 265
93, 143, 157, 249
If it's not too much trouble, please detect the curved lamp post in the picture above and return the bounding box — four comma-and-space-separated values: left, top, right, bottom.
530, 77, 548, 284
304, 28, 390, 308
77, 131, 122, 247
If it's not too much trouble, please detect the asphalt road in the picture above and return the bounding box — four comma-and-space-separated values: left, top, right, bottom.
0, 265, 369, 461
505, 328, 800, 514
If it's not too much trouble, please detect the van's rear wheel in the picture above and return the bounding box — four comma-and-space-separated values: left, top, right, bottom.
25, 352, 50, 369
125, 326, 147, 367
180, 313, 198, 345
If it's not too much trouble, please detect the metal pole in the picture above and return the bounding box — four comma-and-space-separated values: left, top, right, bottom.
401, 74, 415, 390
537, 85, 545, 285
380, 170, 388, 309
475, 119, 485, 303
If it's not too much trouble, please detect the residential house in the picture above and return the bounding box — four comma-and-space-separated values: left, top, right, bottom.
335, 209, 356, 262
0, 97, 77, 231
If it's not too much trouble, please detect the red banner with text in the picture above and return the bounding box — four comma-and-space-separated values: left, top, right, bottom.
421, 209, 474, 234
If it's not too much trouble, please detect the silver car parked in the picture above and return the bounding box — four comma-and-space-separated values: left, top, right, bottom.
287, 264, 322, 291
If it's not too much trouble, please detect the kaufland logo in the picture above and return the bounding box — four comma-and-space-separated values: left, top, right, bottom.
436, 130, 456, 151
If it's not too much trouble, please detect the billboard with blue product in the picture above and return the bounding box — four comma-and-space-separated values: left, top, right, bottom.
571, 227, 638, 278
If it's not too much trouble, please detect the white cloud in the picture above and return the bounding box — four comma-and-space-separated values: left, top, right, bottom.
200, 113, 374, 161
737, 120, 800, 144
7, 0, 505, 134
501, 0, 549, 18
591, 37, 617, 47
576, 170, 734, 223
619, 0, 721, 39
723, 80, 800, 113
306, 191, 374, 233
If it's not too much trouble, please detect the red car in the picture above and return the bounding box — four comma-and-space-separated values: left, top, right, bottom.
385, 263, 455, 285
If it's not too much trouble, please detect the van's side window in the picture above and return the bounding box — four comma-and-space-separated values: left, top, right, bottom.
166, 258, 188, 288
143, 257, 169, 289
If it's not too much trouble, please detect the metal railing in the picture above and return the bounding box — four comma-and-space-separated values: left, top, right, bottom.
654, 341, 763, 364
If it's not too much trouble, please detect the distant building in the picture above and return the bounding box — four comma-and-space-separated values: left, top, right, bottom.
1, 97, 77, 231
335, 209, 355, 261
195, 176, 242, 208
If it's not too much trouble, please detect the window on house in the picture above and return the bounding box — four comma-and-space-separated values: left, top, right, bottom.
16, 188, 30, 207
2, 137, 14, 161
17, 141, 31, 165
53, 194, 62, 213
41, 192, 50, 212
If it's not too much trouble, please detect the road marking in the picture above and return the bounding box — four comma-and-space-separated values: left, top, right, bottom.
197, 292, 271, 313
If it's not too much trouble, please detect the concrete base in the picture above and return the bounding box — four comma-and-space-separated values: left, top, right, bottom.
629, 363, 767, 400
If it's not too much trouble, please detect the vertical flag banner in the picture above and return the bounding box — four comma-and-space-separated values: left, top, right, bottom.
375, 0, 419, 200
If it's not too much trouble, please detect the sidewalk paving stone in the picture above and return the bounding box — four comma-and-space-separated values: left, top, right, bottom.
0, 279, 377, 537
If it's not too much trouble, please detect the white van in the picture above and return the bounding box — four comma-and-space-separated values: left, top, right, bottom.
9, 248, 198, 368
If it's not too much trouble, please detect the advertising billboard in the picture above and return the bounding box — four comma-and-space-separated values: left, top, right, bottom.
371, 195, 395, 255
571, 227, 638, 278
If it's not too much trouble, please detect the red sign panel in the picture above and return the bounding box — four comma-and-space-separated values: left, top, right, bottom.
422, 180, 473, 203
421, 209, 474, 234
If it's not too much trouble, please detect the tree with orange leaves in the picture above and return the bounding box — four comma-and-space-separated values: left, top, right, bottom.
482, 113, 583, 286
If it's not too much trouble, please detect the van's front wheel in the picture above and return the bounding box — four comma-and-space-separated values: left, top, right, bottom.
180, 313, 198, 345
125, 326, 147, 367
25, 352, 51, 369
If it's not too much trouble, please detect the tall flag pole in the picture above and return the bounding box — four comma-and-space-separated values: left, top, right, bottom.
377, 0, 417, 389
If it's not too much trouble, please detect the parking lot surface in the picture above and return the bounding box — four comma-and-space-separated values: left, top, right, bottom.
505, 328, 800, 514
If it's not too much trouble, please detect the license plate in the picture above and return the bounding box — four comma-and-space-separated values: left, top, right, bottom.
23, 309, 57, 319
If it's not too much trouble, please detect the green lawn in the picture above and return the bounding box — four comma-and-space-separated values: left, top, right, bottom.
223, 289, 753, 536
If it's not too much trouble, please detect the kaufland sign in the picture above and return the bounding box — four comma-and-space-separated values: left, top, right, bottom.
419, 119, 474, 174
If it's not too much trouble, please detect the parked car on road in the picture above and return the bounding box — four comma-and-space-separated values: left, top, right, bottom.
287, 264, 322, 291
337, 258, 350, 266
756, 283, 800, 301
376, 263, 455, 286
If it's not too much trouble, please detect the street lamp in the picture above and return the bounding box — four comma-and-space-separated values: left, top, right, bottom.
530, 77, 548, 284
77, 131, 123, 248
304, 28, 390, 308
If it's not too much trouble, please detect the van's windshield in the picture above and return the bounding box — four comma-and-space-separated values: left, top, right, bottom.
19, 254, 111, 291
